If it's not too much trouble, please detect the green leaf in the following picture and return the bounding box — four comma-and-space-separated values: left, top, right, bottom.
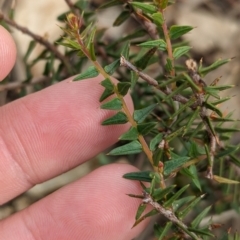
215, 127, 240, 133
86, 27, 97, 61
131, 71, 139, 89
104, 59, 120, 75
113, 11, 130, 26
153, 148, 163, 167
101, 97, 122, 110
199, 58, 233, 77
133, 103, 157, 123
187, 228, 214, 238
119, 127, 139, 140
121, 41, 130, 59
152, 186, 175, 202
138, 39, 166, 50
117, 82, 131, 96
98, 0, 121, 9
178, 196, 202, 219
204, 102, 222, 117
135, 47, 157, 70
102, 112, 128, 125
74, 66, 99, 81
101, 78, 114, 91
159, 0, 168, 9
130, 2, 157, 14
132, 209, 158, 228
163, 185, 189, 208
58, 38, 81, 50
211, 97, 231, 105
191, 206, 212, 228
123, 171, 152, 182
24, 40, 37, 62
173, 46, 191, 59
108, 140, 142, 155
213, 175, 240, 184
165, 126, 185, 142
170, 99, 195, 120
164, 155, 189, 176
169, 25, 193, 40
154, 222, 172, 240
172, 196, 195, 212
204, 85, 234, 92
150, 133, 163, 151
229, 154, 240, 167
184, 107, 200, 136
99, 88, 114, 102
189, 165, 202, 191
165, 57, 173, 72
137, 122, 157, 135
151, 12, 164, 26
135, 203, 147, 220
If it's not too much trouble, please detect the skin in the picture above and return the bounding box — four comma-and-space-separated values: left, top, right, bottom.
0, 26, 148, 240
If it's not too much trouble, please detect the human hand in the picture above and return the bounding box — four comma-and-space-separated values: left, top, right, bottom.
0, 26, 147, 240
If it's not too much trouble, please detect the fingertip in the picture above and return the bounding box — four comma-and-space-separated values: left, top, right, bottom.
0, 26, 17, 80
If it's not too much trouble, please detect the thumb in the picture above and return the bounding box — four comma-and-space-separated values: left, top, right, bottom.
0, 25, 17, 80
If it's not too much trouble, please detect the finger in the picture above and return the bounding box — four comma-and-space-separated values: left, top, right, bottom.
0, 164, 148, 240
0, 26, 16, 80
0, 76, 133, 204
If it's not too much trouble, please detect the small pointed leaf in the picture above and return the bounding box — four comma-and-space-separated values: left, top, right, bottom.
119, 127, 139, 140
199, 58, 232, 76
178, 196, 202, 219
163, 185, 189, 208
104, 59, 120, 75
151, 12, 164, 26
152, 186, 176, 202
123, 171, 152, 182
169, 25, 193, 40
101, 78, 114, 91
213, 175, 240, 184
113, 11, 130, 26
172, 196, 195, 212
133, 104, 157, 123
102, 112, 128, 125
191, 205, 212, 228
135, 203, 147, 220
138, 39, 166, 50
130, 2, 157, 14
204, 102, 222, 117
131, 71, 139, 89
121, 41, 130, 59
150, 133, 163, 151
117, 82, 131, 96
135, 47, 157, 70
74, 66, 99, 81
101, 97, 122, 110
108, 140, 142, 155
132, 209, 158, 228
164, 156, 189, 176
137, 122, 157, 135
99, 88, 114, 102
154, 222, 172, 240
173, 46, 191, 59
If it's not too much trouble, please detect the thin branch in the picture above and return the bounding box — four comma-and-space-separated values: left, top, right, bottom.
120, 56, 190, 105
142, 191, 201, 240
0, 76, 50, 92
0, 13, 71, 72
186, 59, 218, 179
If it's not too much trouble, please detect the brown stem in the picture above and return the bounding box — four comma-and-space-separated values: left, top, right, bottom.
160, 10, 175, 79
